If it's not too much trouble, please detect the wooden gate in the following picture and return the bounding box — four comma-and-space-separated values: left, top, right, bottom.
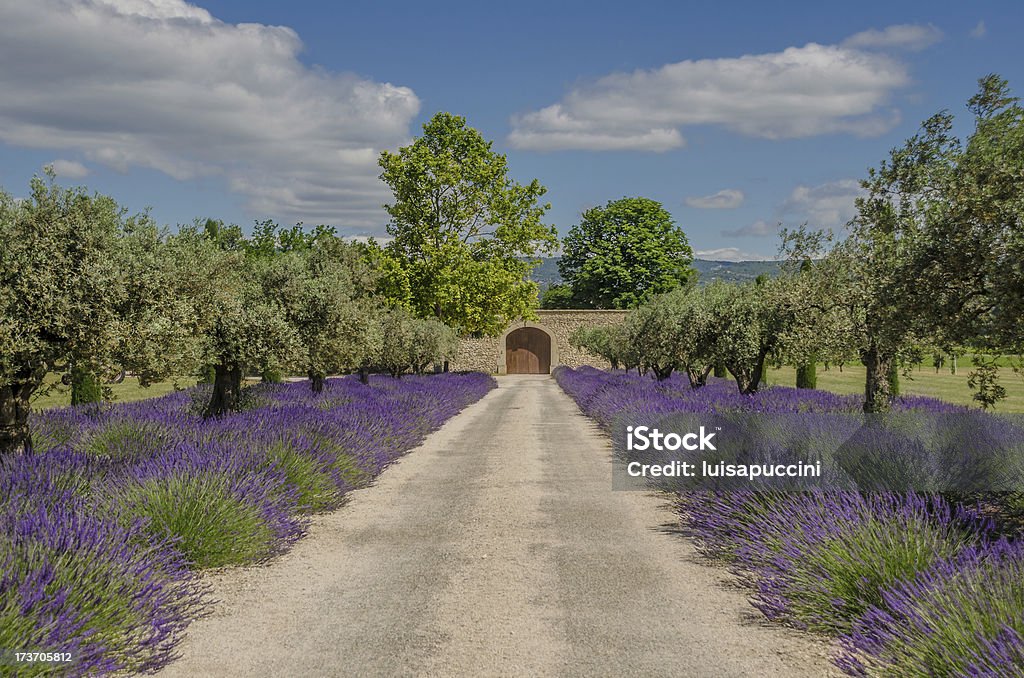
505, 327, 551, 374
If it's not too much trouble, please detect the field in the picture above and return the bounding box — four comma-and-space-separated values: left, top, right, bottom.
765, 364, 1024, 412
31, 376, 199, 410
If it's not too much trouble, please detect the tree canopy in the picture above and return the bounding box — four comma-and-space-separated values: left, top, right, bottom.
558, 197, 694, 309
379, 112, 557, 335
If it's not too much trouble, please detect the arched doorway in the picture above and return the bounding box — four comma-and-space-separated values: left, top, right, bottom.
505, 327, 551, 374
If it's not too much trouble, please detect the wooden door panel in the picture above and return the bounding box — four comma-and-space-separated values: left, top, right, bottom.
505, 328, 551, 374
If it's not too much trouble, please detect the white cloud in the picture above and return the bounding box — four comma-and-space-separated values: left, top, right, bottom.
842, 24, 944, 52
722, 219, 776, 238
781, 179, 865, 228
0, 1, 420, 228
970, 21, 987, 39
509, 38, 912, 152
685, 188, 744, 209
48, 159, 90, 179
696, 247, 774, 262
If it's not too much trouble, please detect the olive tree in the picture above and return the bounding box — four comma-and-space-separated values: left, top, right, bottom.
1, 175, 125, 454
167, 227, 297, 417
258, 239, 384, 393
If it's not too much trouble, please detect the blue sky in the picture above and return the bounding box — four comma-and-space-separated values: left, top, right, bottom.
1, 1, 1021, 260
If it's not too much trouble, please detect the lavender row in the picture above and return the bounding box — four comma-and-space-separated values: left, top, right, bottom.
1, 372, 494, 676
555, 366, 1024, 675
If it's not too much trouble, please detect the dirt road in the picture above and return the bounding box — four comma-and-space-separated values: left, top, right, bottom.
159, 375, 833, 677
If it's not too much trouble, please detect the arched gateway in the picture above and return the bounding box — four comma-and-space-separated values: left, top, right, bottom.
451, 310, 628, 374
505, 327, 551, 374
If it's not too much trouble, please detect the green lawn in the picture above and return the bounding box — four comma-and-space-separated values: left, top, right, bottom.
764, 364, 1024, 413
31, 375, 199, 411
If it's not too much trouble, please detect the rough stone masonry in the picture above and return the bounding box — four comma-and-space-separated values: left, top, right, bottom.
450, 309, 628, 374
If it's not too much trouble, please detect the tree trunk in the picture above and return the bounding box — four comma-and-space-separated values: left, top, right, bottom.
731, 350, 769, 395
308, 371, 325, 394
861, 345, 894, 413
653, 365, 674, 381
0, 379, 36, 457
203, 363, 243, 418
359, 367, 370, 385
443, 360, 449, 373
686, 365, 713, 389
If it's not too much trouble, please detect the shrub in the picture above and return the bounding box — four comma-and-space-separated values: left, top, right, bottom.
105, 444, 304, 568
795, 362, 817, 389
0, 471, 207, 675
838, 539, 1024, 676
84, 419, 173, 460
255, 436, 346, 514
744, 492, 985, 634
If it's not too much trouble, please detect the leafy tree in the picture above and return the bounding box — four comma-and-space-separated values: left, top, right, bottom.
407, 317, 458, 375
169, 227, 297, 417
811, 76, 1023, 411
256, 247, 380, 394
570, 325, 625, 369
908, 75, 1024, 353
701, 282, 786, 394
559, 197, 694, 309
379, 112, 557, 336
967, 354, 1007, 409
1, 175, 125, 454
618, 286, 718, 384
540, 283, 574, 309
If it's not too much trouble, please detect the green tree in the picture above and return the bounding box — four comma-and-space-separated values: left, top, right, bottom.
379, 112, 557, 336
815, 77, 1024, 411
570, 325, 625, 369
1, 175, 125, 454
169, 227, 298, 417
257, 245, 380, 394
908, 75, 1024, 354
702, 282, 785, 394
539, 283, 574, 309
559, 197, 694, 309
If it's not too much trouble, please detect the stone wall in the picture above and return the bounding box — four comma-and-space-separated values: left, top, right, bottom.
450, 309, 628, 374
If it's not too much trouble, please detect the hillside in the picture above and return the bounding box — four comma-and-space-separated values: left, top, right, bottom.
529, 257, 781, 286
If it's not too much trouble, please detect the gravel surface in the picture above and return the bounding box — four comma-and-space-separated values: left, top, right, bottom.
158, 375, 836, 677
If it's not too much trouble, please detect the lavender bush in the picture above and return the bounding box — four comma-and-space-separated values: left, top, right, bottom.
2, 371, 493, 675
0, 462, 207, 676
838, 539, 1024, 676
745, 491, 986, 634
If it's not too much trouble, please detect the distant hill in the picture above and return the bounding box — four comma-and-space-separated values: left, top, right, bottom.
528, 257, 781, 287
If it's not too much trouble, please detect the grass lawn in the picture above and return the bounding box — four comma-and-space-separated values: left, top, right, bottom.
764, 364, 1024, 413
31, 375, 199, 410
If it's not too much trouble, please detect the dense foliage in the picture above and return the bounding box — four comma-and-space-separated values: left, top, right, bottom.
0, 186, 466, 451
558, 197, 694, 309
2, 372, 493, 674
379, 112, 557, 335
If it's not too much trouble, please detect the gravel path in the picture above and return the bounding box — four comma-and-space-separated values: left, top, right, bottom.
159, 375, 835, 677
